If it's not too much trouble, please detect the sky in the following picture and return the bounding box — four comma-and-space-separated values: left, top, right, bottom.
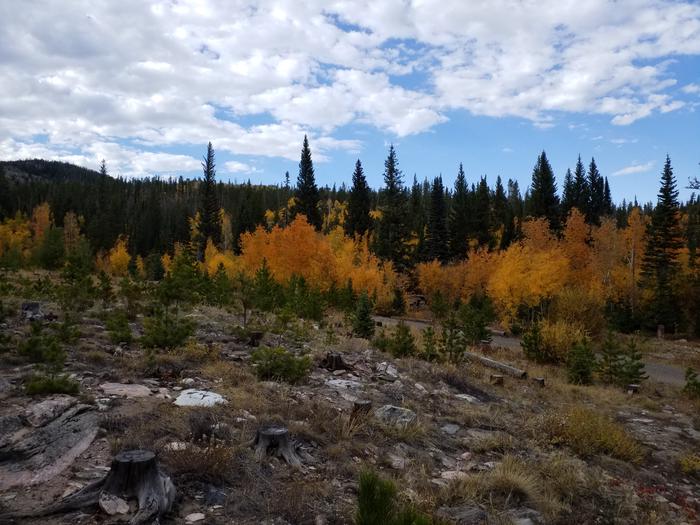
1, 1, 699, 204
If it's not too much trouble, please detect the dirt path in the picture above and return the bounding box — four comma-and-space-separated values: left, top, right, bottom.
373, 316, 687, 387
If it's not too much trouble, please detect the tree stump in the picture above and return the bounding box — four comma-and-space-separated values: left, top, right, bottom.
252, 426, 301, 467
533, 377, 545, 388
350, 400, 372, 423
248, 331, 264, 347
627, 384, 640, 395
321, 351, 347, 371
490, 374, 504, 386
0, 450, 175, 524
656, 324, 665, 339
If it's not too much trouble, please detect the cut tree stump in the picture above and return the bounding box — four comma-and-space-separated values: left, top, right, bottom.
248, 331, 264, 347
0, 450, 175, 524
627, 384, 640, 395
350, 400, 372, 422
533, 377, 546, 388
252, 426, 301, 467
321, 351, 348, 371
490, 374, 504, 386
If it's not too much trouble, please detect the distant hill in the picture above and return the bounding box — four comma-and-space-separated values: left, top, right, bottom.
0, 159, 106, 185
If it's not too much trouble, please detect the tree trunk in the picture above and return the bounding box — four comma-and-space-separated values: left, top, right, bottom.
321, 351, 347, 371
252, 426, 301, 467
464, 351, 527, 379
350, 400, 372, 423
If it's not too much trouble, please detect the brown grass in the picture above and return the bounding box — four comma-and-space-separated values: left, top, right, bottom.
536, 406, 643, 462
161, 443, 237, 483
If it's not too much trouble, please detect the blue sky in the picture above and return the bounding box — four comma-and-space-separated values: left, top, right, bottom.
1, 0, 699, 204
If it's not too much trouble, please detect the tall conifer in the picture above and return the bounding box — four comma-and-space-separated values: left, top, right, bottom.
295, 135, 322, 230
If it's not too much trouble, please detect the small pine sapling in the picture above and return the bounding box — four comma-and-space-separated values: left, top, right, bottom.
567, 338, 596, 385
352, 291, 375, 339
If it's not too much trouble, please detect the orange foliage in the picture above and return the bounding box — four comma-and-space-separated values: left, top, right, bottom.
203, 238, 239, 277
107, 236, 131, 276
30, 202, 52, 244
0, 213, 32, 260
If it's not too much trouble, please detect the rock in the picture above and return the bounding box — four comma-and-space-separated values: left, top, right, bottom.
374, 405, 416, 427
455, 393, 480, 403
376, 362, 398, 378
440, 470, 468, 480
21, 301, 43, 321
205, 485, 227, 505
99, 493, 130, 515
0, 377, 12, 394
326, 378, 362, 390
185, 512, 206, 523
436, 504, 487, 524
100, 382, 152, 398
181, 378, 196, 385
387, 452, 407, 469
24, 395, 77, 427
441, 423, 460, 435
174, 389, 226, 407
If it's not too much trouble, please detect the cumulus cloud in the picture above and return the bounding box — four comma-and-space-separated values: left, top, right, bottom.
0, 0, 699, 176
612, 161, 655, 177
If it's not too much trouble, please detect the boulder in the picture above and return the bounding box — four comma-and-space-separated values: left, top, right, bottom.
24, 395, 78, 427
174, 389, 226, 407
374, 405, 416, 427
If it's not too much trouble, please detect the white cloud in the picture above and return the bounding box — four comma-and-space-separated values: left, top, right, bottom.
0, 0, 699, 175
610, 138, 639, 145
223, 160, 258, 174
612, 161, 655, 177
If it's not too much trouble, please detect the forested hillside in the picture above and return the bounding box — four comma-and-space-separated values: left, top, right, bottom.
1, 138, 700, 335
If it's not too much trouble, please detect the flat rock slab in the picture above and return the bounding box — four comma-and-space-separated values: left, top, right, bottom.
24, 395, 78, 427
100, 382, 152, 398
174, 389, 226, 407
374, 405, 416, 427
0, 404, 99, 490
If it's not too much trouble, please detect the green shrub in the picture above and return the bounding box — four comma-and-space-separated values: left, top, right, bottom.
25, 374, 79, 395
421, 326, 440, 362
285, 275, 324, 320
441, 314, 466, 364
457, 298, 493, 346
353, 292, 375, 339
684, 368, 700, 398
521, 321, 544, 362
35, 226, 65, 269
597, 333, 647, 386
389, 321, 416, 357
106, 309, 133, 345
253, 259, 279, 311
372, 329, 391, 353
567, 339, 595, 385
390, 287, 406, 316
250, 346, 311, 383
141, 307, 195, 349
523, 320, 584, 364
355, 470, 433, 525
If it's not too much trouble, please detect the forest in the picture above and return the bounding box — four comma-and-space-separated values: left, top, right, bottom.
1, 137, 698, 336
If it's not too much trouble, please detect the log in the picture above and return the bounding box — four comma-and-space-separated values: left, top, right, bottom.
252, 425, 301, 467
0, 449, 175, 524
464, 351, 527, 379
321, 351, 348, 372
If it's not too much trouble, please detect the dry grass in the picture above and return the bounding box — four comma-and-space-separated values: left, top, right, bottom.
471, 432, 516, 454
679, 453, 700, 476
161, 443, 238, 483
536, 406, 643, 462
200, 360, 257, 386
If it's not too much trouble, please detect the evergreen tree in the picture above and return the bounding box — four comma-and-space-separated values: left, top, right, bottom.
410, 175, 427, 262
374, 145, 410, 270
641, 156, 684, 330
425, 175, 448, 263
618, 337, 647, 386
345, 159, 372, 238
567, 339, 595, 385
603, 177, 613, 215
0, 166, 10, 220
586, 157, 605, 225
448, 163, 470, 260
294, 135, 322, 230
492, 175, 509, 246
561, 168, 575, 218
572, 155, 588, 213
199, 142, 220, 255
472, 176, 491, 247
352, 291, 375, 339
528, 151, 560, 230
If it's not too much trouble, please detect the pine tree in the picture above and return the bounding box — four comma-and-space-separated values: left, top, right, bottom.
528, 151, 560, 230
352, 291, 375, 339
294, 135, 322, 230
567, 339, 595, 385
199, 142, 220, 256
448, 163, 470, 260
641, 155, 684, 330
561, 168, 575, 218
597, 331, 624, 384
374, 145, 410, 270
472, 176, 491, 247
572, 155, 588, 213
586, 157, 605, 225
410, 175, 427, 262
425, 175, 448, 263
603, 177, 613, 215
345, 159, 372, 238
618, 337, 647, 386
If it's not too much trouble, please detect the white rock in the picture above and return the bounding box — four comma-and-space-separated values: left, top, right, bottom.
181, 378, 195, 385
374, 405, 416, 427
441, 423, 460, 435
174, 389, 226, 407
376, 362, 398, 377
100, 383, 152, 398
326, 379, 362, 390
455, 393, 480, 403
440, 470, 469, 481
185, 512, 206, 523
99, 493, 130, 515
